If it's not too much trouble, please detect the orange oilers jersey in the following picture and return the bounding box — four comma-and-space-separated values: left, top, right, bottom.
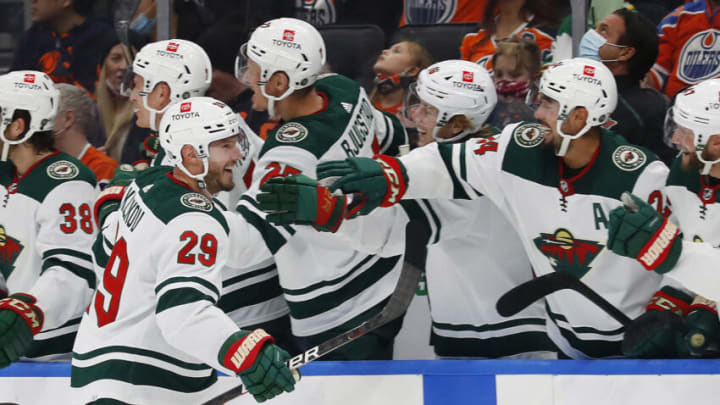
460, 26, 554, 72
80, 145, 117, 188
649, 0, 720, 98
400, 0, 486, 26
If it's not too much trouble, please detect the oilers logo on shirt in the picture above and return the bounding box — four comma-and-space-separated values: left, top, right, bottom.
677, 29, 720, 84
0, 225, 23, 278
405, 0, 457, 24
533, 228, 604, 279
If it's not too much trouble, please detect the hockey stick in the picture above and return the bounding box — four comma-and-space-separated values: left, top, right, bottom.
496, 271, 632, 326
203, 220, 428, 405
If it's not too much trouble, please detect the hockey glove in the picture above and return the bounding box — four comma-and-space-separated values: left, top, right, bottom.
684, 296, 720, 357
220, 329, 297, 402
0, 293, 44, 368
258, 174, 348, 232
93, 164, 138, 228
622, 286, 692, 358
135, 134, 160, 169
607, 192, 682, 274
316, 155, 408, 216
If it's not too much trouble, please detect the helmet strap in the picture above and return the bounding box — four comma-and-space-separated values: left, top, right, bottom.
554, 115, 593, 157
141, 94, 171, 132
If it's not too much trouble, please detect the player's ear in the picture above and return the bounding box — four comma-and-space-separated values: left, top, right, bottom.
150, 82, 172, 110
707, 134, 720, 157
180, 144, 202, 173
571, 107, 589, 130
266, 71, 289, 98
6, 117, 26, 141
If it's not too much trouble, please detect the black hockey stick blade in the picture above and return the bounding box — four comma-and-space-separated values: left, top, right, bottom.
203, 220, 428, 405
497, 272, 632, 326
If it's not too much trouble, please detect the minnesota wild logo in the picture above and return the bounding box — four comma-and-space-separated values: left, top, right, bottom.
533, 228, 604, 279
0, 225, 23, 279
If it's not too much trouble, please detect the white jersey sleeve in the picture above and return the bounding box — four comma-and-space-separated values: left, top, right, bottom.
153, 213, 240, 375
29, 180, 97, 331
665, 241, 720, 302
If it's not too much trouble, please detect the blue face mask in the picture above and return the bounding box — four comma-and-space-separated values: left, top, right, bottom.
130, 13, 156, 37
578, 29, 627, 62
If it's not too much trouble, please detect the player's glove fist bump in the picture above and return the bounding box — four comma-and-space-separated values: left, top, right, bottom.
608, 192, 682, 274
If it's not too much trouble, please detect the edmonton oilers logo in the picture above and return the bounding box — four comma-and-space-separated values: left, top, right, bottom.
405, 0, 457, 24
678, 29, 720, 83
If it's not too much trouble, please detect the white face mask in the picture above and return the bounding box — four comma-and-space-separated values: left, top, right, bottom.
578, 29, 628, 63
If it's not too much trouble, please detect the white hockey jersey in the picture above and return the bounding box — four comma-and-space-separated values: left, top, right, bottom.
0, 151, 97, 360
399, 122, 669, 358
238, 74, 410, 342
72, 167, 250, 404
661, 157, 720, 301
417, 198, 555, 357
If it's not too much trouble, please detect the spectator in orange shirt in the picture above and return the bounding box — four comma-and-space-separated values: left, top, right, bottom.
54, 84, 117, 189
460, 0, 560, 72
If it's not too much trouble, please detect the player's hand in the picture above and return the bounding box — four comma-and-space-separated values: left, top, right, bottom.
684, 297, 720, 357
608, 192, 682, 274
220, 329, 298, 402
0, 294, 44, 368
135, 135, 160, 169
258, 174, 348, 232
316, 155, 408, 216
622, 286, 692, 358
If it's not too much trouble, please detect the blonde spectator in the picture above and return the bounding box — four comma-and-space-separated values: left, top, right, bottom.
54, 83, 117, 189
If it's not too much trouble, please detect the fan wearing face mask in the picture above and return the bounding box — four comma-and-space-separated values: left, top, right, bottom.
577, 8, 675, 165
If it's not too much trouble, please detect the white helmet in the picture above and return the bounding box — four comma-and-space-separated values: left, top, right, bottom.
235, 18, 326, 116
128, 39, 212, 131
538, 57, 617, 156
0, 71, 59, 161
158, 97, 247, 189
668, 79, 720, 175
404, 60, 496, 143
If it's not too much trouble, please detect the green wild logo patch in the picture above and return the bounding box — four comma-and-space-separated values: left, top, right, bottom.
276, 122, 308, 143
0, 225, 23, 279
612, 145, 646, 171
47, 160, 79, 180
533, 228, 604, 279
513, 123, 545, 148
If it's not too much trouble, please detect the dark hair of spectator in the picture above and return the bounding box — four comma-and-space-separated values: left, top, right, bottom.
612, 8, 659, 82
481, 0, 562, 41
71, 0, 94, 17
11, 110, 55, 153
197, 24, 252, 75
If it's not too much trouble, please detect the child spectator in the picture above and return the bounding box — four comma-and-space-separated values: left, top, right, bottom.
11, 0, 116, 95
488, 37, 540, 128
371, 40, 433, 117
460, 0, 559, 72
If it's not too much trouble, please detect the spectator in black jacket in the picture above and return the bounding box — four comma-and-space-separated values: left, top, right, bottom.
12, 0, 116, 95
583, 8, 675, 164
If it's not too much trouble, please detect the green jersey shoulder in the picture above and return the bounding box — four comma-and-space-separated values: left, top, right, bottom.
131, 166, 229, 234
6, 151, 97, 203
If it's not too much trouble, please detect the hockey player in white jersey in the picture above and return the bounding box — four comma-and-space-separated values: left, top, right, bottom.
109, 36, 292, 348
72, 97, 297, 404
262, 60, 556, 357
0, 71, 97, 365
234, 17, 409, 360
607, 79, 720, 357
283, 58, 676, 359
